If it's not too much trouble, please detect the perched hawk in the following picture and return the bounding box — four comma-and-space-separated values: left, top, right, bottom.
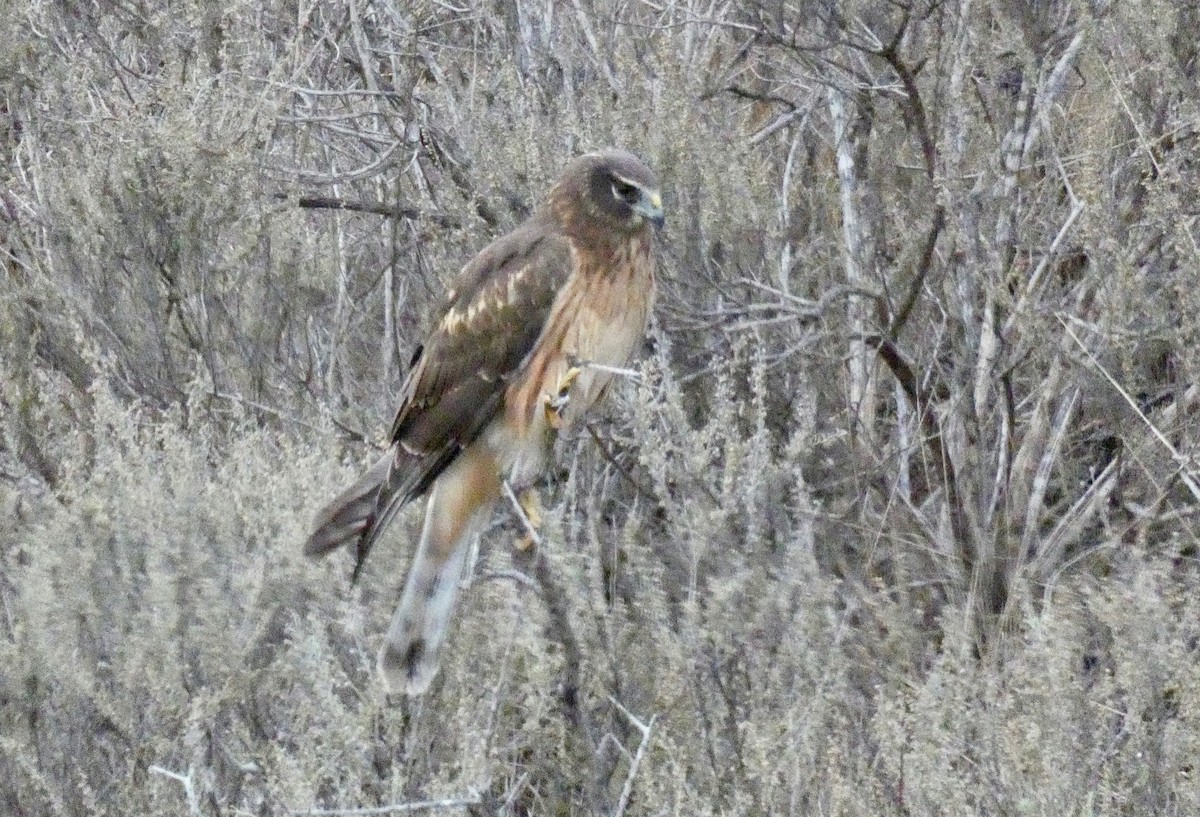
306, 149, 663, 695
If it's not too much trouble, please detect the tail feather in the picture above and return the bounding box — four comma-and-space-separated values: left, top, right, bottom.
304, 452, 393, 558
307, 442, 499, 695
306, 447, 439, 581
377, 444, 499, 694
377, 506, 475, 695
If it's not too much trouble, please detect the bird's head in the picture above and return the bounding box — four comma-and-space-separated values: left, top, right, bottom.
552, 149, 664, 236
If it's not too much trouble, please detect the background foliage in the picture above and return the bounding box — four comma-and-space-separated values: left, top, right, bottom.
3, 0, 1200, 814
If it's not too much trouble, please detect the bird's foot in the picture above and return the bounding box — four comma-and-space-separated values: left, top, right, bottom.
543, 366, 581, 430
514, 488, 543, 551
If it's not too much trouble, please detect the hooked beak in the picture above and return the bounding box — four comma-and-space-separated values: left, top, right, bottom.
635, 190, 665, 230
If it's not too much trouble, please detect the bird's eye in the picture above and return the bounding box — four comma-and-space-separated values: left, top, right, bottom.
611, 180, 640, 204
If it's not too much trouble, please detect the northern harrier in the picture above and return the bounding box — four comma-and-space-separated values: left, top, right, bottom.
306, 149, 663, 695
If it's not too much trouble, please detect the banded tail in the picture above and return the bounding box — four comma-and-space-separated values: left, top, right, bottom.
306, 444, 499, 694
377, 445, 499, 694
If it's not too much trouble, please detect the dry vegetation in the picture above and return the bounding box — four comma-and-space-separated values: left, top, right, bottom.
3, 0, 1200, 814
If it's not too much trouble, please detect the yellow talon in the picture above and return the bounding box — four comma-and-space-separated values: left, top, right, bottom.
557, 365, 581, 395
515, 488, 543, 551
543, 366, 582, 430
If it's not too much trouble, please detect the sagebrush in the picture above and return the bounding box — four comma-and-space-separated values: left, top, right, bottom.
3, 1, 1199, 814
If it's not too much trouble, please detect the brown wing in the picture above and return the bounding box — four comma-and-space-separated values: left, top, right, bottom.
393, 225, 570, 452
348, 213, 574, 574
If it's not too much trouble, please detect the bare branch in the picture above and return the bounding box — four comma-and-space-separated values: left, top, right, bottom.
1059, 315, 1200, 503
148, 766, 201, 817
607, 697, 658, 817
286, 194, 460, 227
503, 480, 544, 549
288, 794, 481, 816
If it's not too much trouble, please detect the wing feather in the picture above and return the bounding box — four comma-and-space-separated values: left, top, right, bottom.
364, 215, 573, 544
335, 217, 573, 577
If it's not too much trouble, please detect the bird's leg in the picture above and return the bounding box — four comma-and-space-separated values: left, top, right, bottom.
502, 481, 544, 552
543, 365, 582, 430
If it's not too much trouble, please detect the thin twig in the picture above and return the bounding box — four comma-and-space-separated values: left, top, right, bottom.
477, 568, 538, 589
149, 765, 201, 817
578, 361, 644, 381
285, 194, 460, 228
503, 480, 543, 548
1059, 314, 1200, 502
528, 547, 587, 731
288, 795, 480, 816
607, 696, 657, 817
210, 390, 327, 435
1018, 387, 1079, 560
569, 0, 622, 93
1036, 457, 1121, 585
1002, 199, 1084, 337
585, 422, 658, 502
